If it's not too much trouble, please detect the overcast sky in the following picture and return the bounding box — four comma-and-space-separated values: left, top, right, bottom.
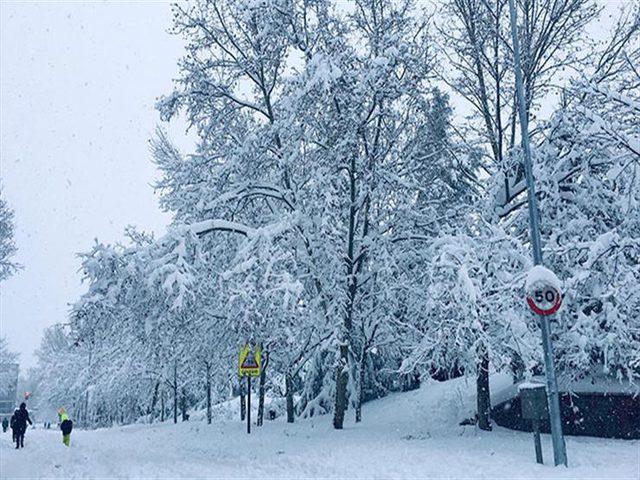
1, 0, 192, 370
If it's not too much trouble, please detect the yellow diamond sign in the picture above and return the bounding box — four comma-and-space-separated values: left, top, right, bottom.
239, 344, 261, 377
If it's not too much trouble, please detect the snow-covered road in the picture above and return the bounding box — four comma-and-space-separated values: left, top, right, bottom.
1, 378, 638, 479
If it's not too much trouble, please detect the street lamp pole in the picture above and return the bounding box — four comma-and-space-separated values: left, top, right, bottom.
507, 0, 568, 467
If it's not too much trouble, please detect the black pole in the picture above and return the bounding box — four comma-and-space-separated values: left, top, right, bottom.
240, 389, 246, 421
247, 376, 251, 434
533, 420, 543, 464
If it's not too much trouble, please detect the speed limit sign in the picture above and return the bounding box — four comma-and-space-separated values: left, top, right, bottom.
526, 266, 563, 316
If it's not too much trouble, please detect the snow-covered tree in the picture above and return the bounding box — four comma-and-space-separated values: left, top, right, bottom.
523, 7, 640, 383
154, 0, 481, 430
0, 337, 18, 365
0, 188, 20, 281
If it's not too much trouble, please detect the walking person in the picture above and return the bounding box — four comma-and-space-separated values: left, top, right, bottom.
1, 416, 8, 433
13, 403, 32, 449
58, 407, 73, 447
10, 409, 18, 443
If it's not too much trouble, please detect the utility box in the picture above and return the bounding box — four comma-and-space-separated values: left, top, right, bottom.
519, 383, 548, 420
519, 382, 549, 465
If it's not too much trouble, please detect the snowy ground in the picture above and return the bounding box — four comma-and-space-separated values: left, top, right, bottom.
1, 376, 638, 479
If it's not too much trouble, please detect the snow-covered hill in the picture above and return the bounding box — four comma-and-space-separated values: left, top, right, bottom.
1, 376, 638, 479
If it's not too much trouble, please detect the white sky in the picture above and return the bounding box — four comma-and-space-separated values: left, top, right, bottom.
0, 0, 192, 370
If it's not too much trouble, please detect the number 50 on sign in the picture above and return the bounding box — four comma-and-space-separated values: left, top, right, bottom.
525, 266, 563, 316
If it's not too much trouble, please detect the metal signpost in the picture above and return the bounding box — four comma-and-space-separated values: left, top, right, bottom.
238, 343, 261, 434
508, 0, 568, 467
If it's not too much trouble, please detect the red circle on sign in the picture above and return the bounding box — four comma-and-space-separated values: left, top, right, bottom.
527, 291, 562, 316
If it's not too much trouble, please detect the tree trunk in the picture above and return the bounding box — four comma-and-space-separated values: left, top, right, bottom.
206, 363, 212, 425
355, 348, 366, 423
173, 362, 178, 424
181, 387, 188, 421
333, 156, 358, 430
257, 350, 269, 427
161, 390, 165, 422
477, 346, 492, 431
84, 390, 90, 428
285, 371, 294, 423
149, 381, 160, 423
333, 346, 349, 429
510, 352, 525, 384
240, 386, 246, 421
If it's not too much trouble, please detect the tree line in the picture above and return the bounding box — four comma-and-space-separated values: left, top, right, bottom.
31, 0, 639, 431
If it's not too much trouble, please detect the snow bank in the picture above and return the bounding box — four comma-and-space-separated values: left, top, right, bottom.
518, 381, 546, 392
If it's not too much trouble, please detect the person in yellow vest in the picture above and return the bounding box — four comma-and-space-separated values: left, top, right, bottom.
58, 408, 73, 446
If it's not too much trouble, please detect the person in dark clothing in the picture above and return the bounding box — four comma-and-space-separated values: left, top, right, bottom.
10, 409, 18, 443
13, 402, 32, 449
1, 417, 8, 433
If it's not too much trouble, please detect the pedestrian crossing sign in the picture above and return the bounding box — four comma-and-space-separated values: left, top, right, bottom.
239, 344, 261, 377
